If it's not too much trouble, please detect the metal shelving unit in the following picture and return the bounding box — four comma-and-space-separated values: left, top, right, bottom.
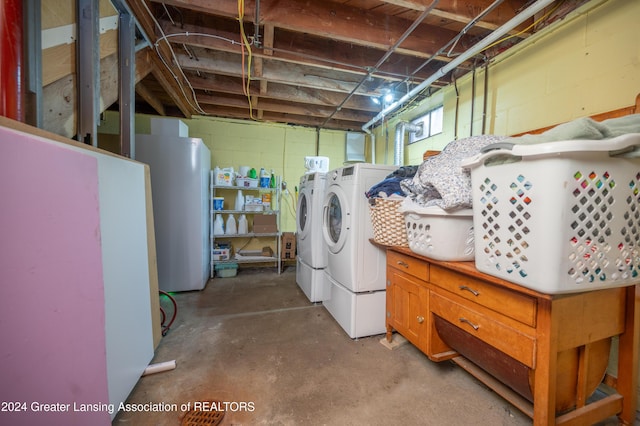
210, 171, 281, 277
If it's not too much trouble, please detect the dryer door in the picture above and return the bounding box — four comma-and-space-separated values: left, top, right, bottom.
322, 186, 349, 254
296, 189, 310, 239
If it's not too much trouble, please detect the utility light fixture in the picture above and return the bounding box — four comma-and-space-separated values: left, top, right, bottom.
372, 92, 395, 106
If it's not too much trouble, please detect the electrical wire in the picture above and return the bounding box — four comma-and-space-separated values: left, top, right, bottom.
141, 1, 208, 115
282, 189, 297, 218
481, 0, 564, 53
157, 32, 243, 47
238, 0, 256, 120
159, 290, 177, 336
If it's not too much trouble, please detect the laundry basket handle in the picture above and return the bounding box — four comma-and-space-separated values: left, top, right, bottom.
462, 133, 640, 169
480, 142, 515, 153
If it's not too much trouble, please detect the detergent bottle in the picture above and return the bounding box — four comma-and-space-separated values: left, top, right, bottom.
225, 214, 237, 235
235, 189, 245, 211
259, 168, 270, 188
213, 214, 224, 235
238, 214, 248, 234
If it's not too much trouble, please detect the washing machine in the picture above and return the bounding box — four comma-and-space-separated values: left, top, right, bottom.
295, 171, 328, 302
321, 163, 398, 338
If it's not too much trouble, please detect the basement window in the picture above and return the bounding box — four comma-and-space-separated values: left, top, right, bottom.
408, 106, 443, 144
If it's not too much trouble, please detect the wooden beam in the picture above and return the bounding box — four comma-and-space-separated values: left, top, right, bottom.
199, 104, 365, 131
159, 19, 442, 81
383, 0, 531, 32
176, 48, 389, 96
134, 48, 154, 83
187, 74, 380, 113
124, 0, 197, 118
157, 0, 466, 58
42, 28, 118, 86
150, 64, 193, 118
196, 93, 375, 123
135, 81, 166, 116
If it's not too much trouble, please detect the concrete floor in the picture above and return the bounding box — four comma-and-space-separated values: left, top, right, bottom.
112, 266, 623, 426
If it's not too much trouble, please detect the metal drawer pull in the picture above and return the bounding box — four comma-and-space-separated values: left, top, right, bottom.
459, 318, 479, 330
396, 261, 409, 268
459, 285, 479, 297
416, 315, 425, 324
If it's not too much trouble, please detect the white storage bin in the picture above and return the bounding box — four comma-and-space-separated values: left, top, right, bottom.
236, 177, 259, 187
461, 133, 640, 294
399, 199, 474, 261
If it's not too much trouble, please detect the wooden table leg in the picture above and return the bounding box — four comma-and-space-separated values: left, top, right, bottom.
533, 297, 558, 425
616, 285, 640, 425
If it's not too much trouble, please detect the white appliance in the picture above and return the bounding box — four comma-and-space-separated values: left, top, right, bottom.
304, 156, 329, 174
321, 163, 397, 338
135, 120, 211, 292
296, 171, 328, 302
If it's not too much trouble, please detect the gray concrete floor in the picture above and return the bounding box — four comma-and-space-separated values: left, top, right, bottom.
112, 266, 625, 426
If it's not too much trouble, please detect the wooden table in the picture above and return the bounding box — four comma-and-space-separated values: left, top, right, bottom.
386, 246, 639, 425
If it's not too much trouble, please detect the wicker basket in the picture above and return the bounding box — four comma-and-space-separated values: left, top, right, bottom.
369, 197, 408, 247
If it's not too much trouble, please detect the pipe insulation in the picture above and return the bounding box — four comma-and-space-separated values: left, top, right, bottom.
362, 0, 556, 133
142, 360, 177, 376
394, 122, 421, 166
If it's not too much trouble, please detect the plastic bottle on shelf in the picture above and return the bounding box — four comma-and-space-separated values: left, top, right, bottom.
259, 168, 269, 188
235, 189, 244, 210
238, 214, 248, 234
225, 214, 237, 235
270, 169, 276, 188
213, 214, 224, 235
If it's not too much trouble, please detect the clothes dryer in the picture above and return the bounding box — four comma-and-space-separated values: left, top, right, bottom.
321, 163, 397, 338
295, 172, 328, 302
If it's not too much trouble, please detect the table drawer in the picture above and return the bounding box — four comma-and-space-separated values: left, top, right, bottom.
430, 291, 535, 368
387, 250, 429, 281
430, 265, 537, 327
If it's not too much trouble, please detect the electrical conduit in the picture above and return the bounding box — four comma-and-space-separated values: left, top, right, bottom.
362, 0, 556, 133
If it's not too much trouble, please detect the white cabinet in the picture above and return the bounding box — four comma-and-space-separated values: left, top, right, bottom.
210, 171, 281, 276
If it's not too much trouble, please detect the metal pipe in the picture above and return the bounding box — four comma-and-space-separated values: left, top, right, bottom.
393, 0, 506, 92
254, 0, 261, 45
119, 12, 135, 158
453, 76, 459, 140
370, 133, 376, 164
25, 0, 42, 127
470, 63, 476, 137
482, 59, 489, 134
394, 121, 421, 166
362, 0, 555, 133
76, 0, 100, 145
324, 0, 441, 130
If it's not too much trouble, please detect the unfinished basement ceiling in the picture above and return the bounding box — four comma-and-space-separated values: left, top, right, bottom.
123, 0, 589, 131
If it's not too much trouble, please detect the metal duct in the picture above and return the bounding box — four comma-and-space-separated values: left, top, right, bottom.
394, 121, 421, 166
362, 0, 556, 133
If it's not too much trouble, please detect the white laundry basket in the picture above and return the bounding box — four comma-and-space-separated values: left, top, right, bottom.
399, 199, 474, 261
461, 133, 640, 294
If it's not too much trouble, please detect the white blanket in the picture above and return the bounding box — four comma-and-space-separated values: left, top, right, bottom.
400, 134, 508, 210
509, 113, 640, 144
